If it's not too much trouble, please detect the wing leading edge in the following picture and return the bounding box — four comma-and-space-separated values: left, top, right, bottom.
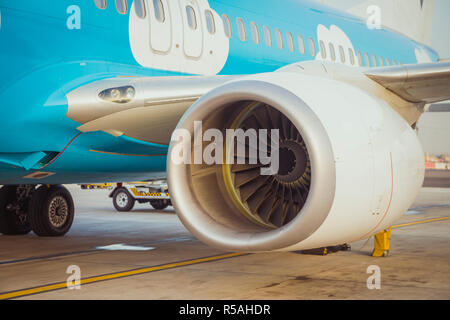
365, 61, 450, 104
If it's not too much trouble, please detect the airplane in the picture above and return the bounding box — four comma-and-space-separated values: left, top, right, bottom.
0, 0, 449, 252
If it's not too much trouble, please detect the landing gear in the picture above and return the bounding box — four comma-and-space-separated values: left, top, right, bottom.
0, 184, 75, 237
0, 185, 32, 235
28, 185, 75, 236
149, 199, 170, 210
112, 187, 135, 212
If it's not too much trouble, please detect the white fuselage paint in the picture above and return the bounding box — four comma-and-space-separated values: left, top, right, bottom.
415, 47, 433, 63
130, 1, 431, 75
129, 0, 229, 75
315, 24, 357, 67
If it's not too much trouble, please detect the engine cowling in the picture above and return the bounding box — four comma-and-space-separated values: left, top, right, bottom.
167, 70, 424, 252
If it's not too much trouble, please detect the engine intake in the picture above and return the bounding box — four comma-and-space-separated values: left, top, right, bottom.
168, 77, 336, 252
168, 71, 424, 252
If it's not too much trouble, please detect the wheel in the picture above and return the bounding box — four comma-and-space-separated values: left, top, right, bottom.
0, 186, 32, 235
149, 199, 169, 210
113, 188, 135, 212
29, 185, 74, 237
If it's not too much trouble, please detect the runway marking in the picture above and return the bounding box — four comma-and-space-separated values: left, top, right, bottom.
392, 216, 450, 229
0, 252, 247, 300
0, 236, 194, 266
95, 243, 155, 251
1, 216, 448, 299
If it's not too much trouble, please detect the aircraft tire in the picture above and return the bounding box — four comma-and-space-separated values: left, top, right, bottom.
29, 185, 74, 237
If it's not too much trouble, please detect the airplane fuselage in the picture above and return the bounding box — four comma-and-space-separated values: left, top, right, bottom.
0, 0, 439, 184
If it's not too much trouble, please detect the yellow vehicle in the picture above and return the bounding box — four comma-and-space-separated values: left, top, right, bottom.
79, 183, 114, 190
108, 181, 171, 212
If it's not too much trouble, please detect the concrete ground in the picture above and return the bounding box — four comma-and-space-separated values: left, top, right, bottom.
0, 184, 449, 300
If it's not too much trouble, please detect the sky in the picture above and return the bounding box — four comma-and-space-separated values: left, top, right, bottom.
430, 0, 450, 58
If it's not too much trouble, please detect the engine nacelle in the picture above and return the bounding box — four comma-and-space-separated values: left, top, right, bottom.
167, 70, 424, 252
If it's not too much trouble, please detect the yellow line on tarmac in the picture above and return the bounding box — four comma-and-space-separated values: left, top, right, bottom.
0, 252, 247, 300
392, 216, 450, 229
2, 217, 448, 299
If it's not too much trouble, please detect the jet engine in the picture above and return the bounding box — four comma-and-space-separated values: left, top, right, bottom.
167, 69, 424, 252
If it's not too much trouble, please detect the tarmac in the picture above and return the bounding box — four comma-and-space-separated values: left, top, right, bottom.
0, 176, 449, 300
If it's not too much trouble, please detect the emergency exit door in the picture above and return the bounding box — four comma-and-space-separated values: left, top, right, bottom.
179, 0, 203, 58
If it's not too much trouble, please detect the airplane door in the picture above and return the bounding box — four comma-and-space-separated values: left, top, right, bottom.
179, 0, 203, 58
149, 0, 172, 53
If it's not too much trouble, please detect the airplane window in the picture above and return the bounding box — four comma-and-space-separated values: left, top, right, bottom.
286, 32, 294, 52
319, 40, 326, 59
378, 56, 384, 66
329, 43, 336, 61
153, 0, 165, 22
372, 54, 377, 66
115, 0, 127, 14
94, 0, 106, 9
385, 58, 391, 66
134, 0, 146, 18
237, 18, 246, 41
263, 25, 272, 47
364, 52, 370, 66
186, 6, 197, 30
348, 48, 355, 65
205, 10, 215, 34
297, 35, 305, 54
357, 50, 363, 66
308, 37, 316, 56
339, 45, 345, 63
251, 22, 260, 44
222, 14, 232, 38
275, 29, 283, 49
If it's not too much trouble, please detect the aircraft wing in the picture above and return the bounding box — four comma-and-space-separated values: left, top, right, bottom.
365, 61, 450, 104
